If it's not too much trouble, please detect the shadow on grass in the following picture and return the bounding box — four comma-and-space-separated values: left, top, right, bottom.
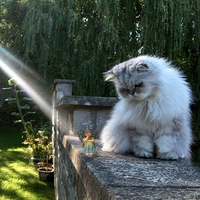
0, 129, 55, 200
0, 170, 54, 200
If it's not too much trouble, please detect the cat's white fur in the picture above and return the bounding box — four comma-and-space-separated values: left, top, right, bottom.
101, 55, 192, 160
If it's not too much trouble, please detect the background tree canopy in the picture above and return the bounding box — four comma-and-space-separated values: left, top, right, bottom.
0, 0, 200, 160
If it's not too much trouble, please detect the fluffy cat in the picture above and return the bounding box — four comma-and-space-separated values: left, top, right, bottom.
101, 55, 192, 160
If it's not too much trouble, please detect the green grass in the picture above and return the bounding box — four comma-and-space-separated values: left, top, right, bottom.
0, 129, 55, 200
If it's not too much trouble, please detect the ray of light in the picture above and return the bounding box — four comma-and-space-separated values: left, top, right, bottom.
0, 46, 52, 119
0, 46, 43, 83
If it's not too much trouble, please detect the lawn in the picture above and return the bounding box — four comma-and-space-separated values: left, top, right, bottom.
0, 129, 55, 200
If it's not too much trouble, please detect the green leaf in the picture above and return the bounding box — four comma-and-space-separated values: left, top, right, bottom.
16, 90, 22, 93
14, 120, 22, 123
2, 87, 11, 91
5, 97, 16, 102
27, 111, 36, 114
20, 104, 30, 109
18, 90, 26, 93
11, 112, 20, 116
25, 121, 32, 126
22, 97, 33, 101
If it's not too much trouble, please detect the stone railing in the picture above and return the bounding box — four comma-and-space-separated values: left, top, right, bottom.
52, 79, 200, 200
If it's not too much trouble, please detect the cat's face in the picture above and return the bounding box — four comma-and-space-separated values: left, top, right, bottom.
104, 56, 161, 101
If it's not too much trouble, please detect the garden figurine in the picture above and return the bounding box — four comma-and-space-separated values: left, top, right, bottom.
82, 130, 96, 156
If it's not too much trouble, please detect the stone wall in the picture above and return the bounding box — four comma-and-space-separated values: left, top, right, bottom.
52, 79, 117, 200
52, 79, 200, 200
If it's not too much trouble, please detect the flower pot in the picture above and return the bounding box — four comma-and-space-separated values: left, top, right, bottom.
38, 167, 54, 182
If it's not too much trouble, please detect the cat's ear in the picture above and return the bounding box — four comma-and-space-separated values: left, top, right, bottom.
103, 70, 115, 81
136, 63, 149, 73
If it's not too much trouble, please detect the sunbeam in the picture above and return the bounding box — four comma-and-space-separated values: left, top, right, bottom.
0, 46, 51, 119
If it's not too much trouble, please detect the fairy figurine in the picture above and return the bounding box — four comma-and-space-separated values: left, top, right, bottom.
82, 130, 96, 156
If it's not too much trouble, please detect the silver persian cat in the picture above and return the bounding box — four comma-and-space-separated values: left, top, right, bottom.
101, 55, 192, 160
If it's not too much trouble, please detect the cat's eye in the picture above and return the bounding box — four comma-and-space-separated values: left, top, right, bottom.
135, 82, 143, 87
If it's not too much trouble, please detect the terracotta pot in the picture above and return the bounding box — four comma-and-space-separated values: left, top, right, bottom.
38, 167, 54, 182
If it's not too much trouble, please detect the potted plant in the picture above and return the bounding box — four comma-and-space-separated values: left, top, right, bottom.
34, 129, 54, 182
22, 124, 54, 182
23, 123, 53, 165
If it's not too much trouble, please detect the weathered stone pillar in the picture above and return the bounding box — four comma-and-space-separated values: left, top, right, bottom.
52, 79, 75, 136
52, 79, 76, 103
52, 79, 75, 200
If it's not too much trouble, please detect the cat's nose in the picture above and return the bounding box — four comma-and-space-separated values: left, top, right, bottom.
129, 89, 136, 95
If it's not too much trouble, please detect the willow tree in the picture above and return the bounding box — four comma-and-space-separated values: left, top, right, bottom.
17, 0, 141, 96
0, 0, 28, 83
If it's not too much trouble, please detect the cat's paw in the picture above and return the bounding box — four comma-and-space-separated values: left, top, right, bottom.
157, 152, 179, 160
102, 146, 112, 152
134, 151, 153, 158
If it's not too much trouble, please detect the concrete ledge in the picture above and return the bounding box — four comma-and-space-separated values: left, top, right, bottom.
52, 79, 76, 92
55, 96, 118, 136
63, 135, 200, 200
57, 96, 118, 108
